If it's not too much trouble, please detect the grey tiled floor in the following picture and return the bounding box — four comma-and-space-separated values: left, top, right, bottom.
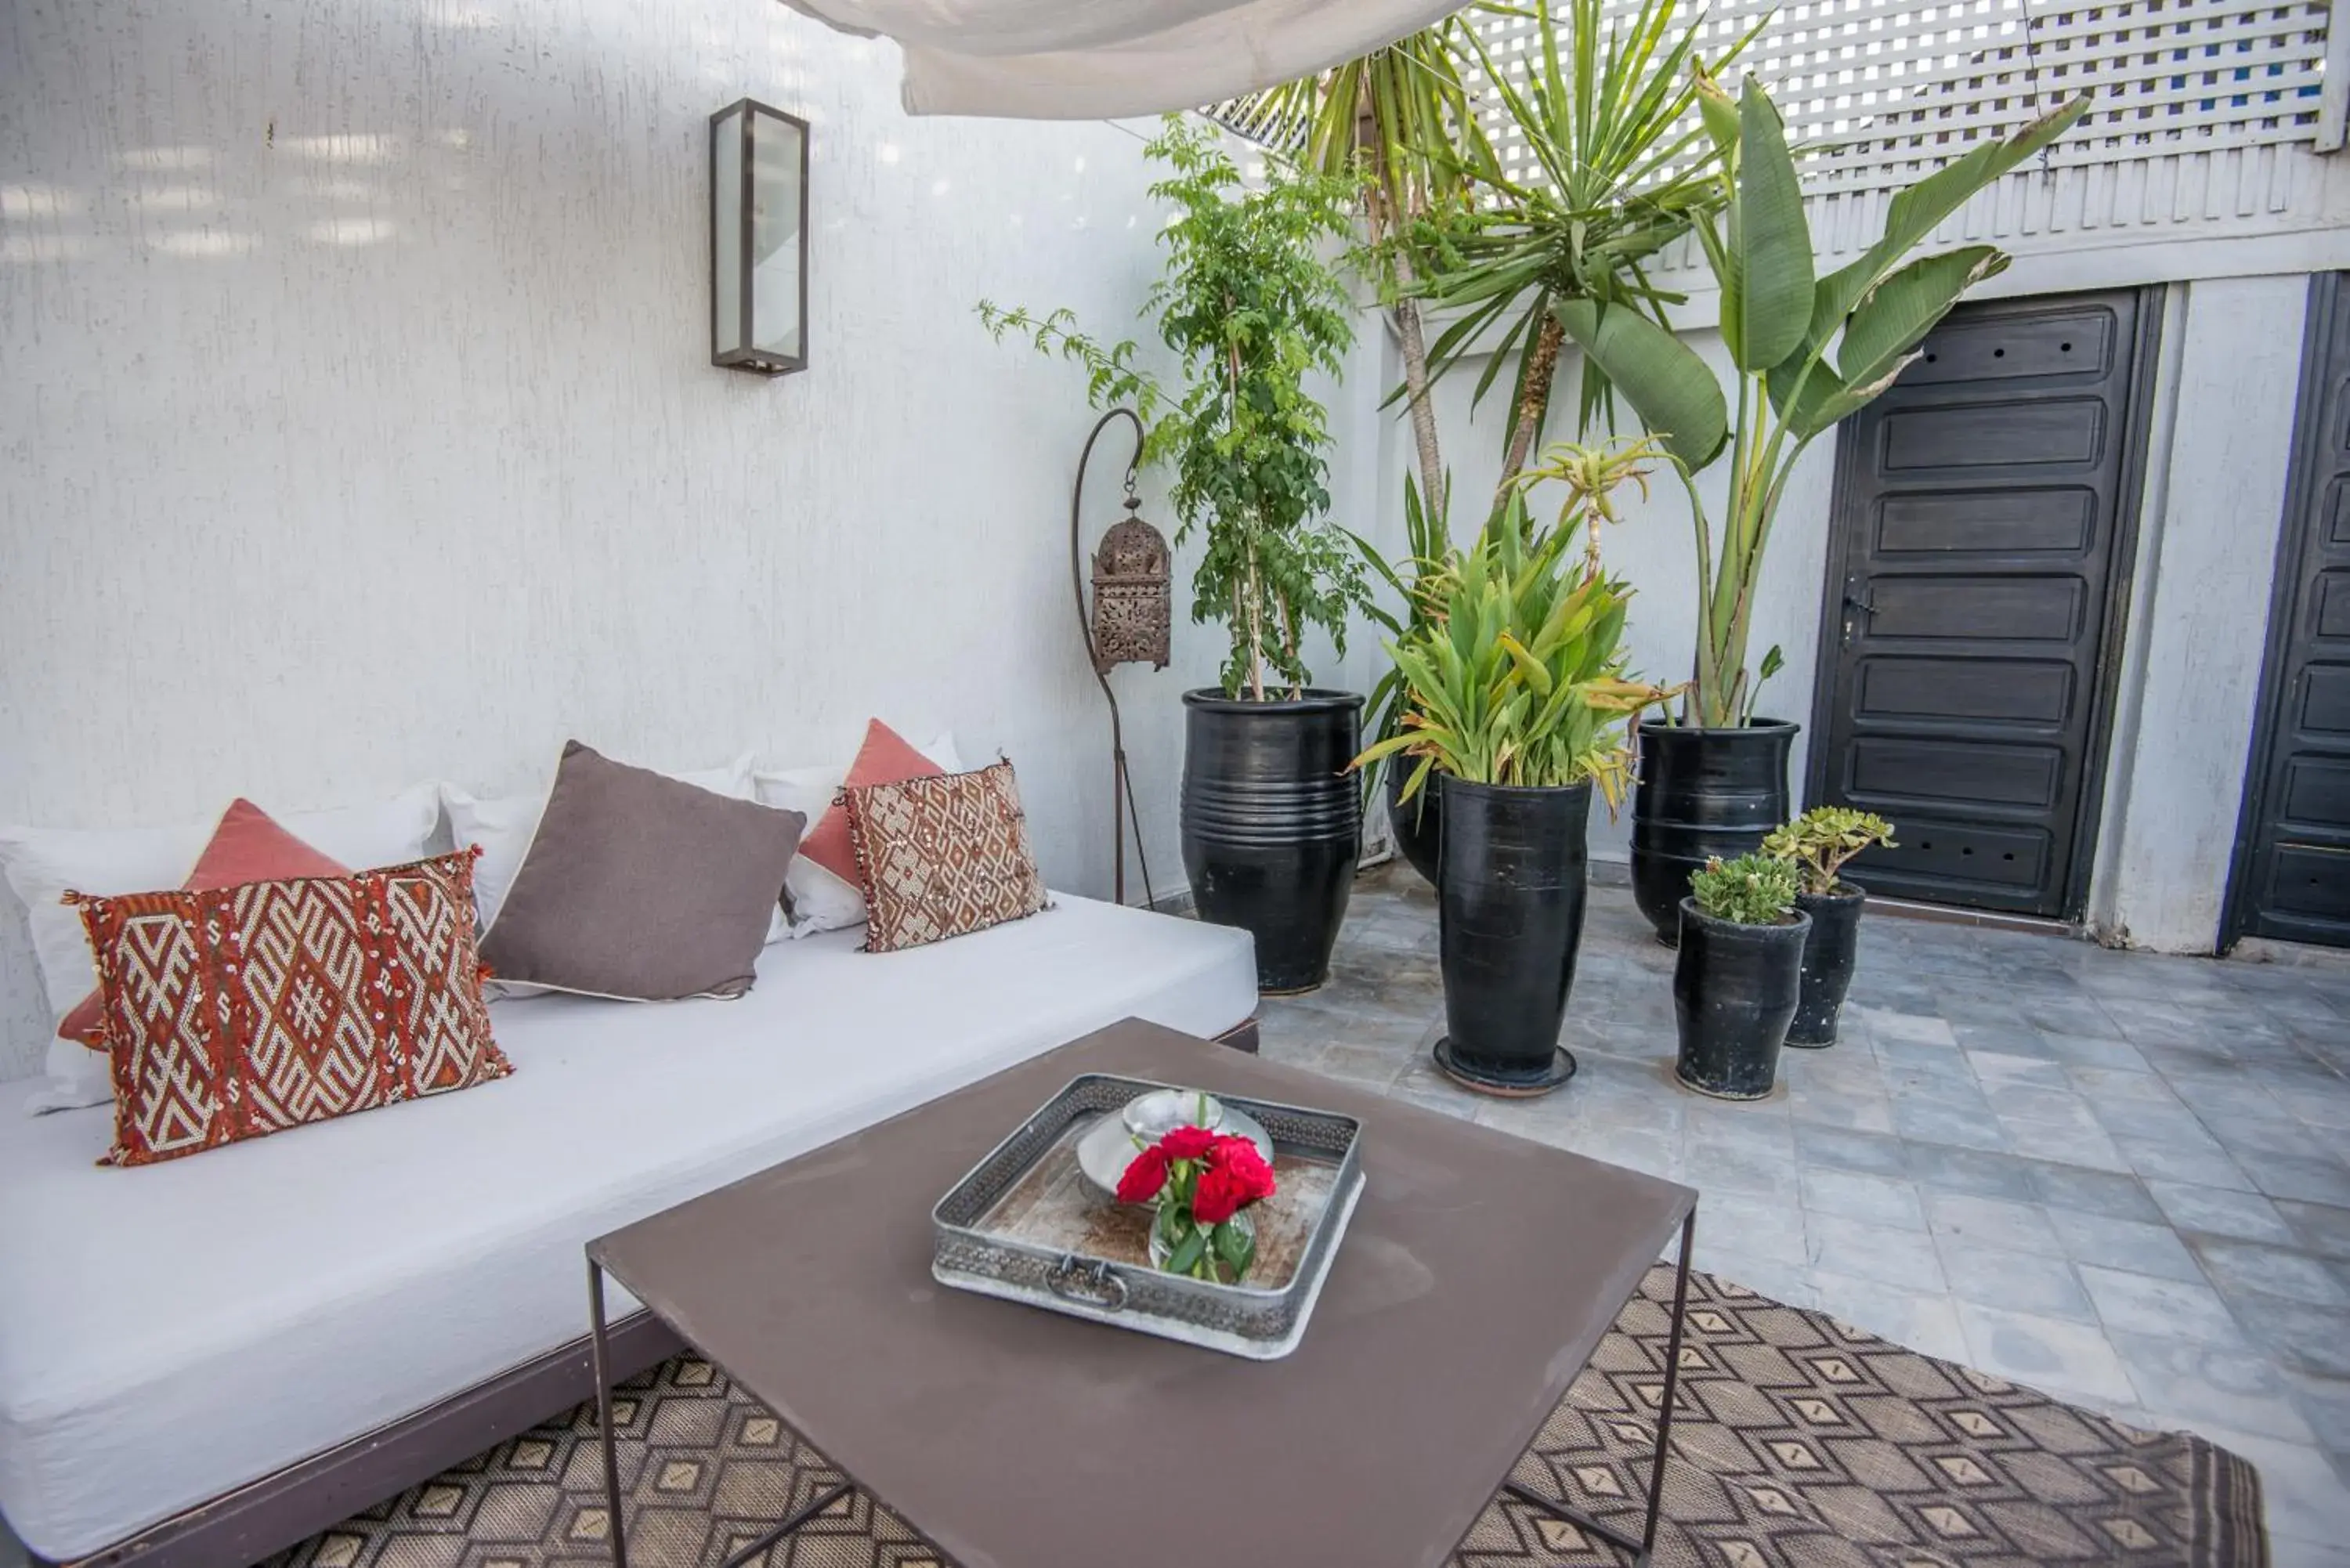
1263, 861, 2350, 1564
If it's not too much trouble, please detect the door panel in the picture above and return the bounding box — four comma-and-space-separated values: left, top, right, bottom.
2232, 274, 2350, 949
1812, 291, 2153, 917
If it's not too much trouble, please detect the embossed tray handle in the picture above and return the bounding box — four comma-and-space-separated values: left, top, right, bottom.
1047, 1255, 1129, 1313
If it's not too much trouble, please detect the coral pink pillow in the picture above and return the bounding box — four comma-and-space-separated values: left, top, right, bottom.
59, 798, 347, 1047
797, 720, 945, 892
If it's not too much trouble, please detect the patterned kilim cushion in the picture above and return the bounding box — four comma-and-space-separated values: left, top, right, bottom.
70, 850, 513, 1167
843, 761, 1047, 953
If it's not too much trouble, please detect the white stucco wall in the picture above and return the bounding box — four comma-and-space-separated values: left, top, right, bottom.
0, 0, 1325, 1079
2089, 275, 2312, 953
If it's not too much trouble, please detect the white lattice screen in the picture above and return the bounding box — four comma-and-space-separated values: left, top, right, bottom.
1213, 0, 2330, 194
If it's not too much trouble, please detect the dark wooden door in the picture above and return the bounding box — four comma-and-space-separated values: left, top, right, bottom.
2230, 274, 2350, 948
1810, 291, 2156, 918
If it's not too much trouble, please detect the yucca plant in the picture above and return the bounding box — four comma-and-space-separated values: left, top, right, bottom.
1354, 480, 1678, 808
1554, 76, 2089, 728
1419, 0, 1759, 498
1260, 20, 1490, 517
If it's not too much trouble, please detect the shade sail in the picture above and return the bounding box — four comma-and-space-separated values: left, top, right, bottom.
780, 0, 1465, 117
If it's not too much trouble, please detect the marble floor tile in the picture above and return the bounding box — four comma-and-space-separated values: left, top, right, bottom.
2079, 1264, 2247, 1345
1260, 864, 2350, 1540
1922, 1191, 2066, 1256
2146, 1180, 2296, 1241
1937, 1236, 2096, 1321
1806, 1212, 1949, 1292
1953, 1301, 2137, 1403
1799, 1167, 1927, 1230
2044, 1209, 2205, 1281
2194, 1238, 2350, 1307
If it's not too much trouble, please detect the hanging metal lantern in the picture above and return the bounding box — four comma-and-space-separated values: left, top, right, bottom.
1089, 496, 1172, 674
1067, 408, 1168, 909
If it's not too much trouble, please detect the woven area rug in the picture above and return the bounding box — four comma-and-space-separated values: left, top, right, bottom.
267, 1267, 2266, 1568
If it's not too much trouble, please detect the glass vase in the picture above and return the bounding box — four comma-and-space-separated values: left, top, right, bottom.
1148, 1205, 1256, 1283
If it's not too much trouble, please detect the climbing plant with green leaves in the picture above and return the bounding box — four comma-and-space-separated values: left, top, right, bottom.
979, 117, 1365, 699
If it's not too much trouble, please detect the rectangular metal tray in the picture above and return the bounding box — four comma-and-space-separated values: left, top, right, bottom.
931, 1072, 1365, 1360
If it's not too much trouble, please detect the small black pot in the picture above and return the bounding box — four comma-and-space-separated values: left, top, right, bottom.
1432, 778, 1590, 1097
1788, 882, 1867, 1048
1672, 898, 1810, 1100
1181, 688, 1363, 995
1629, 718, 1799, 946
1383, 762, 1442, 888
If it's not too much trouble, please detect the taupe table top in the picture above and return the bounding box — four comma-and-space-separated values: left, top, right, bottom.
589, 1018, 1697, 1568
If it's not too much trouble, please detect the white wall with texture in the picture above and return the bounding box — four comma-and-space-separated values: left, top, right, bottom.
0, 0, 1269, 1080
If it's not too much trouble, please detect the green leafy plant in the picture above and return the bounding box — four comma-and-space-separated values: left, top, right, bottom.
1763, 807, 1896, 894
978, 117, 1365, 699
1418, 0, 1758, 497
1689, 851, 1799, 924
1352, 456, 1679, 809
1553, 78, 2088, 728
1348, 469, 1455, 804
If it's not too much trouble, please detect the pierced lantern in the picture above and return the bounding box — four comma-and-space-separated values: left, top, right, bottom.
1089, 497, 1171, 673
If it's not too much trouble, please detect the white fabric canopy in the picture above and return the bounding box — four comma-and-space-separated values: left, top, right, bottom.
782, 0, 1465, 118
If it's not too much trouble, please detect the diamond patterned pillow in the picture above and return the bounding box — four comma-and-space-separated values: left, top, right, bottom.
842, 761, 1047, 953
70, 850, 513, 1167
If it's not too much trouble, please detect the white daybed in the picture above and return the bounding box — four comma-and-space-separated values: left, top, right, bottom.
0, 894, 1256, 1567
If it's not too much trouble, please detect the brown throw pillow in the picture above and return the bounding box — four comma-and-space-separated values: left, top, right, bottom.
70, 851, 512, 1167
843, 760, 1047, 952
479, 741, 805, 999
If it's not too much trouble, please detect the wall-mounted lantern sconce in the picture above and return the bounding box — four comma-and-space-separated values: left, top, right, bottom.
710, 99, 808, 376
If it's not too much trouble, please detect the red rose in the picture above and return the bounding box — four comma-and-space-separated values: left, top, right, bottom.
1115, 1143, 1170, 1205
1209, 1134, 1277, 1201
1191, 1162, 1246, 1226
1159, 1125, 1217, 1162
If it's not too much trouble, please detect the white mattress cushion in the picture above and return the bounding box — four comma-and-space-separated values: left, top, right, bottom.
0, 895, 1255, 1561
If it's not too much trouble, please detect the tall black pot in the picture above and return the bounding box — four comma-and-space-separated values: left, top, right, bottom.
1181, 689, 1363, 995
1383, 763, 1442, 888
1788, 882, 1867, 1047
1672, 898, 1809, 1100
1431, 778, 1590, 1097
1630, 718, 1799, 946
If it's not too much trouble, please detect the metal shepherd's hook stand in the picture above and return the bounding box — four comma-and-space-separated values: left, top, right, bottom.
1070, 407, 1158, 911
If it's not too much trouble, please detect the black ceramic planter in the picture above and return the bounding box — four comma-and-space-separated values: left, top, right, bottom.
1672, 898, 1810, 1100
1181, 688, 1363, 995
1788, 882, 1867, 1048
1432, 778, 1590, 1097
1384, 762, 1442, 889
1629, 718, 1799, 947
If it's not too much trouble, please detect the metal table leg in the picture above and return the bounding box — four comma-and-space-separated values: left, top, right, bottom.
589, 1258, 855, 1568
1501, 1207, 1696, 1568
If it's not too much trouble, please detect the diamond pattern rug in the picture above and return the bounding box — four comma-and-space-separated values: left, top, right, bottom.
266, 1267, 2266, 1568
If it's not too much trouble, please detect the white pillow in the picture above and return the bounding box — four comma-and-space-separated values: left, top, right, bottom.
1, 783, 444, 1114
755, 732, 962, 936
441, 753, 787, 945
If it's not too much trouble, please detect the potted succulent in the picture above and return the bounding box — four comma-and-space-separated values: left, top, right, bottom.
1762, 807, 1896, 1046
981, 119, 1368, 992
1675, 852, 1809, 1100
1553, 76, 2088, 943
1355, 455, 1676, 1095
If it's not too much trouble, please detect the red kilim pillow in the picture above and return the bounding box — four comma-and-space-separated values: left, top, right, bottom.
843, 761, 1047, 953
70, 850, 513, 1168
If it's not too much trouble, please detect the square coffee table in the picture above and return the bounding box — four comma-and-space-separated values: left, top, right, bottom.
587, 1018, 1697, 1568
